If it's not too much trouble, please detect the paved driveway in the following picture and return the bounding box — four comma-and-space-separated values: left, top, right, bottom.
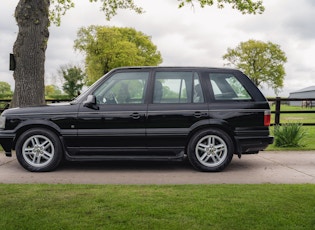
0, 151, 314, 184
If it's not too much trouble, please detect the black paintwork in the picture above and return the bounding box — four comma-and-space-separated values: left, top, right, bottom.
0, 67, 273, 161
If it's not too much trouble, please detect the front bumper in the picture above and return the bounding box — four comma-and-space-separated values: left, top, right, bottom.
0, 131, 15, 157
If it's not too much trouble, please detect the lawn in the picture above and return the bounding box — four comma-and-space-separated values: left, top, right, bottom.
0, 184, 314, 229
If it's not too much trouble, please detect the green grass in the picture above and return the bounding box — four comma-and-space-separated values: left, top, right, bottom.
0, 184, 314, 229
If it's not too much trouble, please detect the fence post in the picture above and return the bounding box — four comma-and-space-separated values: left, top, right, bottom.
275, 97, 281, 125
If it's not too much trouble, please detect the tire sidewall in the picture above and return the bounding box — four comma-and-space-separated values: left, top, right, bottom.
188, 129, 234, 172
16, 128, 62, 172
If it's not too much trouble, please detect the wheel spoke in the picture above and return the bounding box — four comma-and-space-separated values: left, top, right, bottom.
203, 155, 212, 163
41, 140, 51, 150
34, 137, 41, 146
42, 151, 53, 160
208, 136, 215, 146
200, 152, 208, 161
31, 138, 37, 147
211, 153, 221, 163
215, 144, 225, 152
24, 147, 34, 154
31, 155, 39, 163
197, 144, 207, 152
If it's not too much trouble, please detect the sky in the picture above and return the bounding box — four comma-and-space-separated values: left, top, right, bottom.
1, 0, 315, 97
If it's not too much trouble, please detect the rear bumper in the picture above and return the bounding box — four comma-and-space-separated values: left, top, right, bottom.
235, 136, 274, 154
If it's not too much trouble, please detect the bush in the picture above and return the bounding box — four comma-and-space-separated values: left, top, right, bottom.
274, 123, 306, 147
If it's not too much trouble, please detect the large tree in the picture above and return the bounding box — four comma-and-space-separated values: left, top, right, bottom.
223, 39, 287, 95
74, 26, 162, 85
11, 0, 265, 108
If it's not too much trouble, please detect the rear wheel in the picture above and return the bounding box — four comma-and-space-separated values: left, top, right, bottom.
187, 129, 234, 172
16, 128, 63, 172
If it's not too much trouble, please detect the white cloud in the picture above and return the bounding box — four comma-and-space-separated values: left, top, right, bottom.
1, 0, 315, 97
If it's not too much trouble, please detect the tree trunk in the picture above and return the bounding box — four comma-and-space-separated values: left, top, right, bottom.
11, 0, 50, 108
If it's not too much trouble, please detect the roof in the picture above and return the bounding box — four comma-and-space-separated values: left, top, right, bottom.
290, 86, 315, 94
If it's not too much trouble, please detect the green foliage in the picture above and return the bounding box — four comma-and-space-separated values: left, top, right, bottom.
0, 82, 13, 95
178, 0, 265, 14
89, 0, 144, 20
0, 184, 314, 229
61, 65, 85, 98
50, 0, 75, 26
74, 26, 163, 85
49, 0, 265, 26
45, 85, 62, 96
223, 39, 287, 95
274, 123, 306, 148
49, 0, 143, 25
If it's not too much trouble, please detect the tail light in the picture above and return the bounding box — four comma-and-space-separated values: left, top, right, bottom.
264, 110, 271, 126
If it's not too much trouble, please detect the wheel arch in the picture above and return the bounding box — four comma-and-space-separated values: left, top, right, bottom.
12, 120, 62, 150
186, 119, 238, 154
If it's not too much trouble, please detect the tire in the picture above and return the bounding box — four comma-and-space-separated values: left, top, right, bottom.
15, 128, 63, 172
187, 129, 234, 172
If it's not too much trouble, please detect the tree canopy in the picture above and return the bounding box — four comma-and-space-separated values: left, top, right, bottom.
178, 0, 264, 14
61, 65, 85, 98
74, 26, 162, 85
49, 0, 264, 25
223, 40, 287, 95
0, 82, 13, 95
45, 85, 62, 97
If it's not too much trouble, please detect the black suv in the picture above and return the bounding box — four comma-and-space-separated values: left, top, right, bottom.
0, 67, 273, 172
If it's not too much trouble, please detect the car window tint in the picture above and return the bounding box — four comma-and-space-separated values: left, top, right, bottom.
153, 72, 203, 104
209, 73, 252, 100
93, 72, 149, 104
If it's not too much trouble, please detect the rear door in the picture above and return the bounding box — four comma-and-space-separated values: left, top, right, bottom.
146, 70, 209, 155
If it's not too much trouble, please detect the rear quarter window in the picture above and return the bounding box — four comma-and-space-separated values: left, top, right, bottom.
209, 73, 252, 101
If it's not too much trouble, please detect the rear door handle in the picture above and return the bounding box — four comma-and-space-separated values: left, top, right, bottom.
130, 112, 141, 120
194, 111, 208, 118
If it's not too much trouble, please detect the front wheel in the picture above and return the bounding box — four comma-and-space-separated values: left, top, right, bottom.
187, 129, 234, 172
16, 128, 63, 172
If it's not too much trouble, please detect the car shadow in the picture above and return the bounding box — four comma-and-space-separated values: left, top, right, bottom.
58, 157, 251, 172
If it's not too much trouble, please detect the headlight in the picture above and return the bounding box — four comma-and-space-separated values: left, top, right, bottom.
0, 115, 6, 129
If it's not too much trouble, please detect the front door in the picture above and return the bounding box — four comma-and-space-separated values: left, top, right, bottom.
75, 70, 149, 156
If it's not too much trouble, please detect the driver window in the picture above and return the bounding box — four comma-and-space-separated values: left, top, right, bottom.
93, 72, 149, 104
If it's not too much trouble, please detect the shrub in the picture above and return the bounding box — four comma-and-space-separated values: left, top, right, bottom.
274, 123, 306, 147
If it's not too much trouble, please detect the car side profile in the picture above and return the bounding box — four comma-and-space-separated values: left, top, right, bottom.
0, 67, 273, 172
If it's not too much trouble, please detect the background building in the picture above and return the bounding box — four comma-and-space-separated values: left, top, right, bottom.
289, 86, 315, 106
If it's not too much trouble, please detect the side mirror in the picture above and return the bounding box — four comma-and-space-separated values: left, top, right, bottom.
83, 95, 99, 110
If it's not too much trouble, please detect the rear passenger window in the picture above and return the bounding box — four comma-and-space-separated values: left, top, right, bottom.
209, 73, 252, 100
153, 72, 204, 103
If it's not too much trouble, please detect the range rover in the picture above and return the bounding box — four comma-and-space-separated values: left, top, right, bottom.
0, 67, 273, 172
